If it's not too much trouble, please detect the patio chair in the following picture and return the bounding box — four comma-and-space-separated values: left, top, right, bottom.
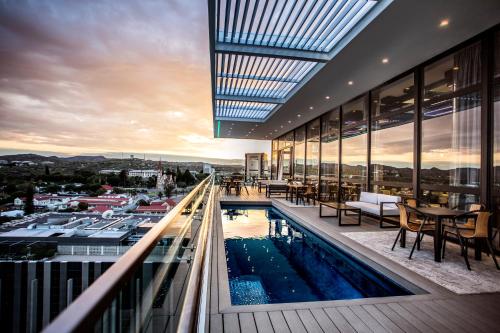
391, 203, 435, 259
442, 203, 484, 231
442, 211, 499, 270
298, 184, 317, 206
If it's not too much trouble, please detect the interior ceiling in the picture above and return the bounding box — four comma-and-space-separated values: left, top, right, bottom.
210, 0, 500, 140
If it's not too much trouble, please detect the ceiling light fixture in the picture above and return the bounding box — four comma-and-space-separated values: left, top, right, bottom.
348, 81, 353, 85
325, 96, 330, 100
309, 106, 314, 110
382, 58, 389, 64
288, 120, 292, 123
297, 114, 301, 118
439, 19, 449, 27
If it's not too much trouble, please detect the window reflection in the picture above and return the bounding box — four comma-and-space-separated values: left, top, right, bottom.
341, 96, 368, 200
306, 119, 320, 184
271, 140, 278, 179
320, 109, 340, 201
294, 126, 305, 182
371, 74, 414, 197
421, 42, 481, 208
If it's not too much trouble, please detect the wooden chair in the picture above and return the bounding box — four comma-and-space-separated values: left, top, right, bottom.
298, 184, 317, 206
392, 203, 435, 259
443, 211, 499, 270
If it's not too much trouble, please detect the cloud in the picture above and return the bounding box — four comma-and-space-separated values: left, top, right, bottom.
0, 0, 270, 159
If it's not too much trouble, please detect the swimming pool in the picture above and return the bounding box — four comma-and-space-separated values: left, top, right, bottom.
221, 205, 414, 305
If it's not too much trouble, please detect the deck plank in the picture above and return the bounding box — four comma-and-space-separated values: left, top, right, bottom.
419, 300, 479, 333
268, 311, 291, 333
323, 307, 356, 333
373, 304, 420, 333
310, 308, 340, 333
336, 306, 372, 333
254, 312, 274, 333
350, 305, 387, 333
398, 302, 452, 333
224, 313, 241, 333
239, 313, 258, 333
296, 309, 323, 333
210, 314, 223, 333
282, 310, 307, 333
438, 298, 500, 332
362, 304, 404, 333
387, 303, 437, 333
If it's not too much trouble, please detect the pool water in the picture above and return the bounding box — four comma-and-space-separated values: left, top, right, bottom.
221, 205, 413, 305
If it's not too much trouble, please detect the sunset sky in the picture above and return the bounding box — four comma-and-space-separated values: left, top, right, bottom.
0, 0, 269, 160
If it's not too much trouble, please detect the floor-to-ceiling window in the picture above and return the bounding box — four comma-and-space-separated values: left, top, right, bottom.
278, 131, 294, 180
421, 42, 482, 208
493, 30, 500, 245
371, 74, 415, 197
341, 95, 368, 200
320, 109, 340, 201
305, 119, 320, 184
294, 126, 306, 182
271, 139, 278, 179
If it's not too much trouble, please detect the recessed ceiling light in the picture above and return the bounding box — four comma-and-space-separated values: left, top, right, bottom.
274, 129, 278, 132
231, 123, 234, 125
453, 66, 459, 71
348, 81, 353, 85
439, 19, 449, 27
280, 125, 283, 128
297, 114, 301, 118
382, 58, 389, 64
325, 96, 330, 100
229, 127, 232, 130
309, 106, 314, 110
288, 120, 292, 123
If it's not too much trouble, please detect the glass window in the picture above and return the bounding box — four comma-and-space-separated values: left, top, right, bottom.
493, 31, 500, 235
371, 74, 414, 197
271, 140, 278, 179
341, 95, 368, 200
320, 109, 340, 201
421, 42, 481, 208
305, 119, 320, 184
294, 126, 305, 182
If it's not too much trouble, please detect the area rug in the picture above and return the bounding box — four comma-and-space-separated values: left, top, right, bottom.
274, 198, 319, 208
342, 230, 500, 294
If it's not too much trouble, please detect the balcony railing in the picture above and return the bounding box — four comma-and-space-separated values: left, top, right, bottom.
43, 174, 215, 333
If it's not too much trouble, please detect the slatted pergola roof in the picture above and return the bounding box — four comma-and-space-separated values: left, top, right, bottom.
209, 0, 388, 125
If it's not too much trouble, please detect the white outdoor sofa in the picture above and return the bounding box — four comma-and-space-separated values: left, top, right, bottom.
346, 191, 402, 228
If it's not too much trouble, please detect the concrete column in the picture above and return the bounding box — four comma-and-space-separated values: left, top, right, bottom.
42, 261, 52, 327
13, 262, 22, 333
82, 261, 89, 290
29, 279, 38, 333
59, 262, 67, 311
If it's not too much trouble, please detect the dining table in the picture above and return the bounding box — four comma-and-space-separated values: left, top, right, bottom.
286, 184, 306, 205
407, 206, 466, 262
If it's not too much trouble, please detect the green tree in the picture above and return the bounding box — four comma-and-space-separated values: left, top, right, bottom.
176, 166, 183, 183
147, 176, 157, 188
119, 169, 128, 187
44, 165, 50, 176
77, 202, 89, 211
164, 183, 175, 198
183, 169, 196, 186
24, 183, 35, 215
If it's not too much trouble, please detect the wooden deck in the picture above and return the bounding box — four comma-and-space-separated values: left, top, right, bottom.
209, 187, 500, 333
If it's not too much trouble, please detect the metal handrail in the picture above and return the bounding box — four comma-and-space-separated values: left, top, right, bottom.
43, 175, 213, 333
176, 177, 215, 333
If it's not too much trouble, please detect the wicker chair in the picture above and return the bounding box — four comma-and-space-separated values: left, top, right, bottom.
442, 211, 499, 270
392, 203, 435, 259
298, 184, 317, 206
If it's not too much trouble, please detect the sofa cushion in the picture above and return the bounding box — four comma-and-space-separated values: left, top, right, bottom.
346, 201, 399, 216
359, 192, 378, 205
377, 194, 401, 210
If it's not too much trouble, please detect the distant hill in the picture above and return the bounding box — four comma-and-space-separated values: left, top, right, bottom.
0, 154, 106, 163
0, 152, 244, 166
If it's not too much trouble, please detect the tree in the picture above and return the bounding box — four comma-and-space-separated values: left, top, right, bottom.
176, 166, 183, 183
147, 176, 157, 188
24, 183, 35, 215
77, 202, 89, 211
164, 183, 175, 198
44, 165, 50, 176
158, 191, 163, 199
119, 169, 128, 187
45, 184, 61, 193
183, 169, 196, 186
